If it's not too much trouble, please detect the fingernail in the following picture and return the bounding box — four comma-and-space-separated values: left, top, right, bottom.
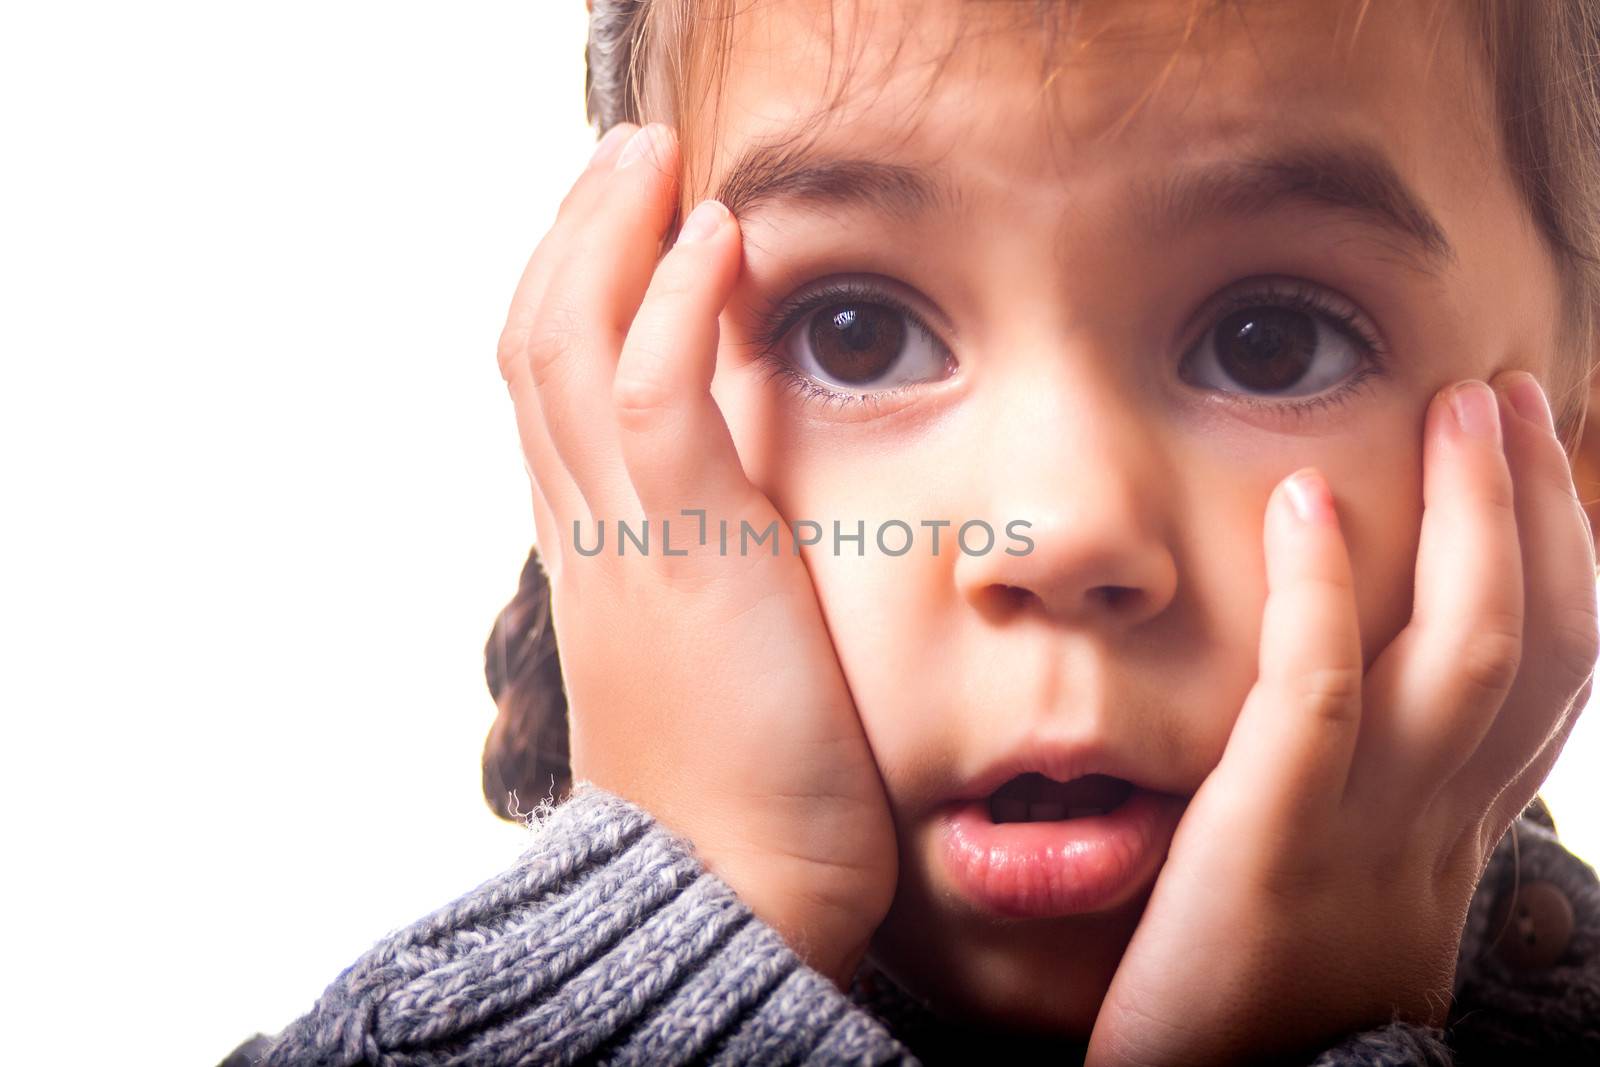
616, 123, 667, 170
1449, 380, 1502, 444
1506, 371, 1556, 434
586, 124, 634, 171
1284, 468, 1333, 525
675, 199, 727, 244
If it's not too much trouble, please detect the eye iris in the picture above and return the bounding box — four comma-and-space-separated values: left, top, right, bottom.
808, 302, 904, 385
1214, 305, 1316, 391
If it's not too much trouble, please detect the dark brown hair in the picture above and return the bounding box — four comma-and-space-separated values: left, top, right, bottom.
481, 0, 1599, 823
482, 543, 569, 818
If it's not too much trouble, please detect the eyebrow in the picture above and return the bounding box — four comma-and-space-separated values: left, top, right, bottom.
1143, 140, 1458, 275
713, 141, 966, 227
710, 136, 1458, 277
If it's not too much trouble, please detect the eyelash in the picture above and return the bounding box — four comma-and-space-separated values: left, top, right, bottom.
1186, 278, 1390, 423
745, 277, 1390, 422
745, 280, 947, 417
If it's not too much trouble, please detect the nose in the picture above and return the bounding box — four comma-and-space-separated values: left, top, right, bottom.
953, 368, 1179, 631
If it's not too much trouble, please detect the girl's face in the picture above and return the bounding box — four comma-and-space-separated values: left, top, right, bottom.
692, 0, 1563, 1034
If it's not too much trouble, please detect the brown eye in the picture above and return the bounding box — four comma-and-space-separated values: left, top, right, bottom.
1181, 280, 1379, 410
808, 302, 906, 385
767, 280, 952, 400
1212, 305, 1317, 392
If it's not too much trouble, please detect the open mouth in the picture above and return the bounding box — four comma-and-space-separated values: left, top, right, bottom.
985, 771, 1136, 823
945, 775, 1178, 917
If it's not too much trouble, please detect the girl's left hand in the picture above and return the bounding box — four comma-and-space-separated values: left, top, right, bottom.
1084, 372, 1598, 1067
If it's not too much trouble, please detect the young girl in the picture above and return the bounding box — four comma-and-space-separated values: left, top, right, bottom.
230, 0, 1600, 1063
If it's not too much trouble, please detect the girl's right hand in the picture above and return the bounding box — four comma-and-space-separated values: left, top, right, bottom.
494, 122, 898, 992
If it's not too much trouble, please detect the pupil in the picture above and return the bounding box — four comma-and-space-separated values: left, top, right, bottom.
809, 302, 904, 385
1214, 306, 1315, 391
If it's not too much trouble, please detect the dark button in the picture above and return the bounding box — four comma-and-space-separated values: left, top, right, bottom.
1488, 879, 1575, 970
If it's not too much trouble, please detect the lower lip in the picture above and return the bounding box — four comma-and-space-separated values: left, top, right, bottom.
939, 787, 1181, 919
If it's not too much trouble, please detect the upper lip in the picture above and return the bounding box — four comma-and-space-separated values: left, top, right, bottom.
949, 735, 1163, 804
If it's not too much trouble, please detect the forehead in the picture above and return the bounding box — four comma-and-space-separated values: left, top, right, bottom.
692, 0, 1496, 239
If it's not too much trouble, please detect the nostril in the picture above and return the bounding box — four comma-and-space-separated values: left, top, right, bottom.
973, 585, 1148, 623
970, 584, 1037, 622
1093, 586, 1139, 609
999, 585, 1037, 610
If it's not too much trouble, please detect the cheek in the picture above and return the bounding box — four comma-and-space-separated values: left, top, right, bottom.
1172, 429, 1424, 769
711, 366, 953, 778
714, 347, 1427, 780
744, 457, 952, 756
1194, 430, 1423, 682
1337, 448, 1425, 669
803, 542, 960, 824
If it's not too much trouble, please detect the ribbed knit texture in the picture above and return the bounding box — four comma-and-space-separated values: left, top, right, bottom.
246, 784, 914, 1066
231, 786, 1600, 1066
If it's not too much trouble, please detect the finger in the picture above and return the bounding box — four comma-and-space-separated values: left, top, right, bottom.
522, 406, 567, 580
1448, 372, 1600, 795
496, 121, 638, 388
1214, 466, 1363, 833
612, 198, 759, 531
530, 122, 682, 519
1484, 692, 1584, 854
502, 343, 587, 531
513, 341, 573, 575
1351, 381, 1523, 803
496, 123, 640, 528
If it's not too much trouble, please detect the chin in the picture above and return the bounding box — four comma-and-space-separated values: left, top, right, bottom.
865, 889, 1148, 1042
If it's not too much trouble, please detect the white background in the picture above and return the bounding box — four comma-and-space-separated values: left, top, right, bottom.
2, 4, 1596, 1063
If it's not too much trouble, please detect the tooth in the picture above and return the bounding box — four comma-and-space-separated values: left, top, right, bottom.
990, 796, 1028, 823
1066, 804, 1104, 819
1028, 800, 1067, 822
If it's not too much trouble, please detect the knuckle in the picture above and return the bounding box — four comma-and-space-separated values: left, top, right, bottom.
645, 260, 699, 305
612, 364, 675, 426
1484, 467, 1518, 514
1297, 664, 1363, 724
528, 295, 588, 389
1460, 620, 1523, 698
1299, 573, 1355, 602
495, 324, 528, 383
1532, 437, 1582, 494
554, 171, 600, 223
1552, 600, 1600, 686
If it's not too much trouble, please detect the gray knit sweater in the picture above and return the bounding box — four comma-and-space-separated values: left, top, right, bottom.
223, 784, 1600, 1066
